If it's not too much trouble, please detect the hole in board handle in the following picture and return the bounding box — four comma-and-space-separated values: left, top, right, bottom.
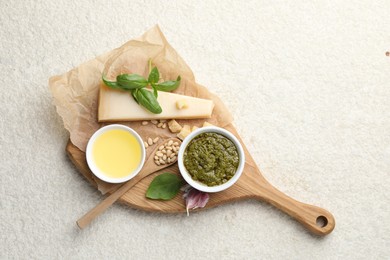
316, 216, 328, 228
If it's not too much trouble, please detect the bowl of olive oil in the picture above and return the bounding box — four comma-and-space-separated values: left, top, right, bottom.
86, 124, 145, 183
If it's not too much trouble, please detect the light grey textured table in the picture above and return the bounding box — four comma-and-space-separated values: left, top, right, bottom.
1, 1, 389, 259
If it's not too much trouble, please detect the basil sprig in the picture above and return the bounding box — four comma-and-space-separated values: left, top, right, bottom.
102, 64, 181, 114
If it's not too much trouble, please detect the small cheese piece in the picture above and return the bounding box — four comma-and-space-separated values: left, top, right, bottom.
176, 99, 188, 110
203, 122, 215, 127
98, 85, 214, 122
191, 126, 199, 132
177, 125, 191, 140
168, 119, 182, 133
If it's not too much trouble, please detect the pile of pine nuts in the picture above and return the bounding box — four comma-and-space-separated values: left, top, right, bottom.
154, 140, 180, 166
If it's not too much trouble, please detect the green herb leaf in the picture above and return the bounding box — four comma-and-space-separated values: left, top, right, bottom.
116, 74, 148, 90
131, 89, 139, 104
152, 84, 158, 98
136, 88, 162, 114
102, 75, 121, 90
146, 173, 183, 200
154, 76, 181, 92
148, 67, 159, 84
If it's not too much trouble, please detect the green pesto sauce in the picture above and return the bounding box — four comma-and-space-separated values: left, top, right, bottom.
183, 132, 239, 186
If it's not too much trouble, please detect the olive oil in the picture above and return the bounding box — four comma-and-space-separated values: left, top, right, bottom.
92, 129, 142, 178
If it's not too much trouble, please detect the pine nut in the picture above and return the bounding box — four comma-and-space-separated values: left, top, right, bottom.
151, 120, 158, 124
144, 142, 148, 148
153, 139, 181, 165
142, 121, 149, 125
157, 122, 163, 128
162, 123, 167, 129
148, 138, 153, 146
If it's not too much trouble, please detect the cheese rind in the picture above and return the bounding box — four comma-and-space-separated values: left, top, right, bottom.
98, 85, 214, 122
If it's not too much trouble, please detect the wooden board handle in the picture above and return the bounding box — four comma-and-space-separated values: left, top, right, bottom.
255, 184, 335, 235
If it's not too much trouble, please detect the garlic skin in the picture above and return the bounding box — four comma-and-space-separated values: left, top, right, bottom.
182, 184, 209, 216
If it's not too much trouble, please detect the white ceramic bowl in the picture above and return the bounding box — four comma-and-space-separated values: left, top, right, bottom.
86, 124, 145, 183
178, 126, 245, 193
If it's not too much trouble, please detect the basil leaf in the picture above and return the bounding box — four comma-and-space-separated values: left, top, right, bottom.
131, 89, 139, 104
102, 75, 121, 90
154, 76, 181, 92
146, 173, 183, 200
148, 67, 159, 84
151, 84, 158, 98
117, 74, 148, 90
136, 88, 162, 114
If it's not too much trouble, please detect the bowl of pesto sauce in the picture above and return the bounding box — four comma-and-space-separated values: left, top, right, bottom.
178, 126, 245, 193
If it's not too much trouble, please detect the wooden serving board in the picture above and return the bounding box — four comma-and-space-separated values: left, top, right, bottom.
67, 123, 335, 235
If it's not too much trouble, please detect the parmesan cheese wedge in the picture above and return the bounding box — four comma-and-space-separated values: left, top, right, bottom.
98, 85, 214, 122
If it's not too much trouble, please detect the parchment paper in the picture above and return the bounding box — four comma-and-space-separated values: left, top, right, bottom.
49, 25, 233, 194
